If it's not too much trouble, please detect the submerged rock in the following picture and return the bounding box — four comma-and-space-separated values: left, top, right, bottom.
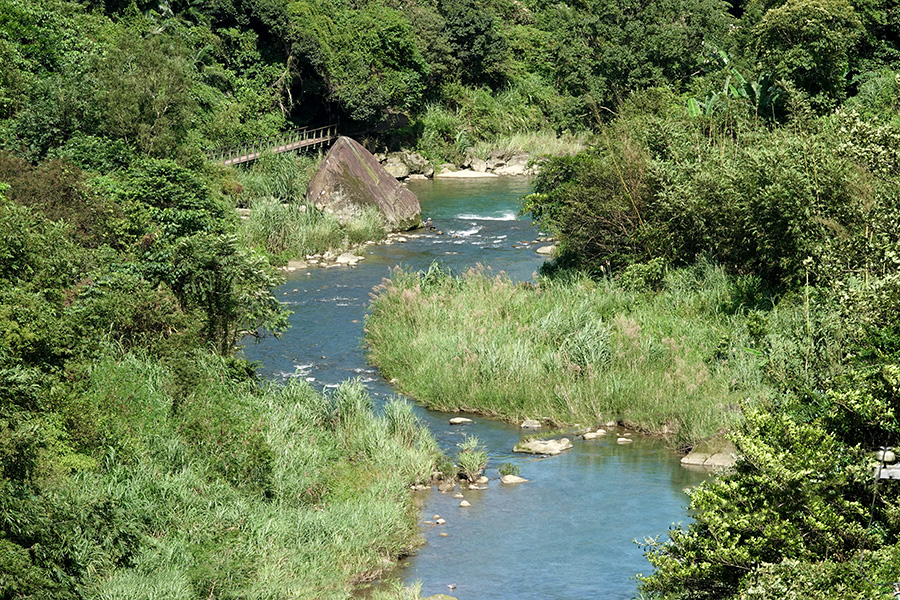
306, 136, 421, 231
513, 438, 573, 455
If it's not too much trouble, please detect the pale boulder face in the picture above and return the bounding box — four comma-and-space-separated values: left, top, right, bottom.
513, 438, 574, 455
306, 136, 422, 231
500, 474, 528, 484
680, 436, 738, 468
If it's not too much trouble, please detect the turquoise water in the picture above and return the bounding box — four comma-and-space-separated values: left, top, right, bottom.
242, 177, 708, 599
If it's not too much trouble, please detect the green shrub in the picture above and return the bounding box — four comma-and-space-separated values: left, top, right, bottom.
498, 462, 520, 477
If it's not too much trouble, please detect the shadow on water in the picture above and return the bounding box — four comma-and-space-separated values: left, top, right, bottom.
241, 177, 711, 600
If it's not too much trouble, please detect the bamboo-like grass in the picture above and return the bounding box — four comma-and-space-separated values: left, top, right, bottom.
366, 263, 778, 447
240, 198, 386, 260
67, 352, 439, 599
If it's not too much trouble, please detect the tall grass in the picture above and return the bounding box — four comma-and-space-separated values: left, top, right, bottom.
240, 199, 386, 260
236, 152, 321, 206
366, 263, 779, 447
53, 352, 441, 599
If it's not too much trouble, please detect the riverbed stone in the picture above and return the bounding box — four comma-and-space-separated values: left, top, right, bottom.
583, 429, 607, 440
382, 156, 410, 179
513, 438, 573, 455
459, 500, 471, 508
284, 260, 308, 271
306, 136, 421, 231
617, 437, 633, 444
335, 252, 361, 265
500, 474, 528, 484
681, 436, 738, 468
399, 150, 432, 175
536, 244, 557, 256
493, 153, 531, 176
435, 169, 499, 179
521, 418, 542, 429
449, 417, 473, 425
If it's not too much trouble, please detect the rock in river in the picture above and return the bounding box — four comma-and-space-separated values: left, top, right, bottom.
306, 136, 421, 231
500, 474, 528, 484
513, 438, 573, 455
449, 417, 473, 425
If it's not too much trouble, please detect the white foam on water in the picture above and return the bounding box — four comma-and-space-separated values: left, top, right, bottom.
449, 225, 482, 237
456, 211, 517, 221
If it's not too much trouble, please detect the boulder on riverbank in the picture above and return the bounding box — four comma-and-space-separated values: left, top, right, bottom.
513, 438, 573, 455
681, 436, 738, 468
306, 136, 421, 231
435, 168, 499, 179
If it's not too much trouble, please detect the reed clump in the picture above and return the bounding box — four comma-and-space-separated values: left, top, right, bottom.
366, 262, 778, 447
51, 352, 440, 599
241, 199, 386, 260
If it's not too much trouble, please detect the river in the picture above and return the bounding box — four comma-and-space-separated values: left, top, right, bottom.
242, 177, 709, 599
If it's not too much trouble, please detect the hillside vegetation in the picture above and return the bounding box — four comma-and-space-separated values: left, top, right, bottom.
4, 0, 900, 597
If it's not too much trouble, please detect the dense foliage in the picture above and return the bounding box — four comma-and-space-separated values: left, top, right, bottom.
4, 0, 900, 596
517, 16, 900, 597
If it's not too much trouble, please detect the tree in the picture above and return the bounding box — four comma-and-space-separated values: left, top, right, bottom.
753, 0, 863, 112
162, 233, 289, 354
440, 0, 509, 88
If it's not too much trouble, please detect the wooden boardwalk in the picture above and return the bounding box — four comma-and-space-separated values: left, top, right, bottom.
207, 124, 338, 166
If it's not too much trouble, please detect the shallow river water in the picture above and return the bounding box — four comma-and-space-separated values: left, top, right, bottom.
242, 178, 709, 600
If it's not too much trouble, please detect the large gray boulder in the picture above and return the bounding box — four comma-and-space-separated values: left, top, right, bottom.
306, 136, 421, 231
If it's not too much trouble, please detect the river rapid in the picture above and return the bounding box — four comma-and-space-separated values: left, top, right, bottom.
242, 177, 709, 599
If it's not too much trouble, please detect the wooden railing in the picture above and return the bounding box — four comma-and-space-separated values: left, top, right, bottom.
207, 124, 339, 166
